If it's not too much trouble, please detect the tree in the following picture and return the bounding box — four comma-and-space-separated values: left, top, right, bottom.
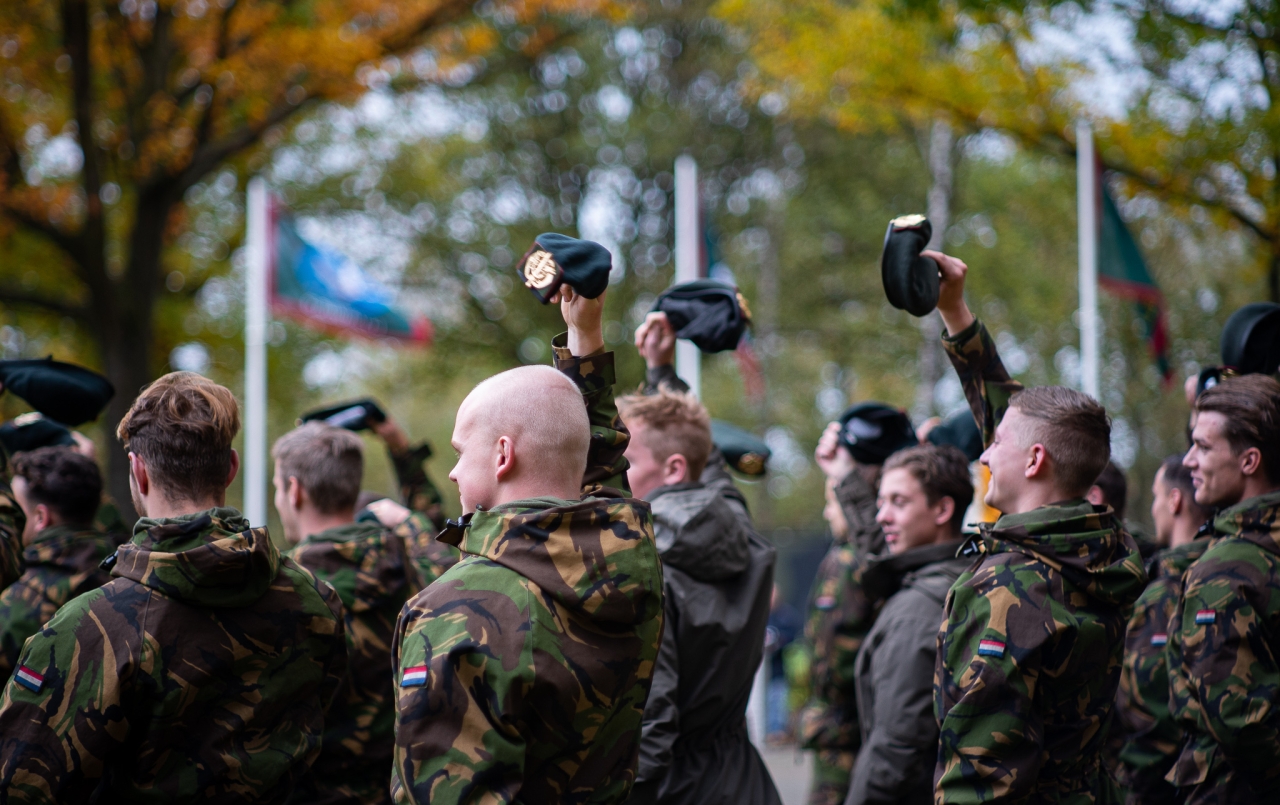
0, 0, 600, 513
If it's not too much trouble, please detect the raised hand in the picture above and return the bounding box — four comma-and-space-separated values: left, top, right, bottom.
814, 420, 856, 482
555, 285, 606, 357
634, 312, 676, 369
923, 249, 974, 336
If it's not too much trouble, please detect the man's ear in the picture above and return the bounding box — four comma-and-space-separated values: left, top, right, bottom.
129, 452, 150, 498
1168, 486, 1184, 516
1240, 446, 1263, 478
226, 448, 240, 489
494, 435, 516, 481
933, 496, 956, 529
287, 476, 305, 511
663, 453, 690, 485
1024, 443, 1049, 480
32, 502, 53, 532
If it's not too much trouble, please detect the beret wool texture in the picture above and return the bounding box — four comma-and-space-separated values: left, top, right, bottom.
0, 358, 114, 426
0, 413, 75, 456
926, 408, 984, 463
1220, 302, 1280, 376
881, 215, 940, 317
298, 398, 387, 432
837, 402, 917, 466
517, 233, 613, 303
652, 279, 751, 354
710, 419, 771, 476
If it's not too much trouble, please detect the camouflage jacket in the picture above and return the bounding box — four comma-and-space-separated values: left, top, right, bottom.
391, 340, 665, 805
1115, 536, 1211, 804
0, 449, 26, 594
798, 470, 884, 753
289, 516, 439, 805
0, 507, 348, 803
0, 525, 115, 681
1166, 490, 1280, 802
390, 442, 447, 532
937, 317, 1147, 803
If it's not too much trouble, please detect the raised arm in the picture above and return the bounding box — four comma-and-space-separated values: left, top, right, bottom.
928, 250, 1024, 448
372, 418, 447, 532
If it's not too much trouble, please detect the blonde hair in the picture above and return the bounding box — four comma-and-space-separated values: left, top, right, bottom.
617, 390, 712, 481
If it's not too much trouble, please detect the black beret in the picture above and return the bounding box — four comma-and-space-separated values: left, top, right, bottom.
298, 398, 387, 432
881, 215, 940, 317
516, 233, 613, 304
0, 412, 75, 456
926, 408, 983, 463
837, 402, 917, 466
0, 357, 114, 426
652, 279, 752, 354
1220, 302, 1280, 376
710, 419, 771, 476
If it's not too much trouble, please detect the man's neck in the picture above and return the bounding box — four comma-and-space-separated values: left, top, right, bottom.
1239, 477, 1280, 505
1170, 519, 1203, 548
298, 509, 356, 540
141, 496, 226, 521
1006, 484, 1078, 516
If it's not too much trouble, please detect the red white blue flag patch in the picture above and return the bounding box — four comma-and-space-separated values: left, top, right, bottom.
977, 639, 1006, 658
1195, 610, 1216, 625
815, 595, 836, 611
401, 665, 428, 687
1150, 633, 1168, 647
15, 666, 43, 692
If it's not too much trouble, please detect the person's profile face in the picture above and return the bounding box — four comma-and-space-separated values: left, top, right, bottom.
876, 467, 944, 555
980, 409, 1031, 514
272, 466, 301, 545
1185, 412, 1246, 509
448, 402, 499, 515
1150, 469, 1174, 546
622, 421, 665, 500
11, 476, 40, 545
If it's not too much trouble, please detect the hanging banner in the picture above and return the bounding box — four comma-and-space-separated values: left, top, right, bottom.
270, 206, 431, 345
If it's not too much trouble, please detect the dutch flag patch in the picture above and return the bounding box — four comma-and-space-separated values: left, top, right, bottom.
1195, 610, 1216, 625
1150, 633, 1168, 647
977, 639, 1006, 658
401, 665, 428, 688
15, 666, 43, 693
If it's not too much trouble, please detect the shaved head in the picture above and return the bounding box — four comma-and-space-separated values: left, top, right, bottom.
450, 365, 591, 512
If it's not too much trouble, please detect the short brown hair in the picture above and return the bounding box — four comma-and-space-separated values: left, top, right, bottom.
617, 391, 713, 481
272, 423, 364, 514
883, 444, 974, 532
1091, 461, 1128, 518
13, 446, 103, 525
1194, 374, 1280, 484
117, 372, 240, 503
1008, 386, 1111, 495
1159, 454, 1209, 520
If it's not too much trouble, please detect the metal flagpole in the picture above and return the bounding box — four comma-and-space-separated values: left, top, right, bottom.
244, 177, 269, 526
673, 155, 701, 397
1076, 120, 1101, 400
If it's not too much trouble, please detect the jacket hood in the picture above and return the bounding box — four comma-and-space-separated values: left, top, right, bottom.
111, 506, 280, 608
974, 499, 1147, 607
1149, 535, 1212, 583
1213, 489, 1280, 556
861, 538, 966, 602
296, 521, 413, 612
439, 495, 662, 626
647, 481, 752, 581
27, 525, 113, 574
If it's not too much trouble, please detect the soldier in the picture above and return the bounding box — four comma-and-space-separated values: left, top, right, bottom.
1116, 456, 1212, 804
1166, 374, 1280, 803
391, 282, 665, 803
800, 404, 917, 805
845, 444, 972, 805
930, 250, 1147, 801
617, 390, 781, 805
0, 371, 348, 801
273, 422, 453, 805
0, 447, 114, 680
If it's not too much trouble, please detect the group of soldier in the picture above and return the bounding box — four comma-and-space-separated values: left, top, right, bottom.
799, 250, 1280, 805
0, 235, 1274, 805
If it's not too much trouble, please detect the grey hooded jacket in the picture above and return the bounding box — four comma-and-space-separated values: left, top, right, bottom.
631, 456, 782, 805
846, 540, 969, 805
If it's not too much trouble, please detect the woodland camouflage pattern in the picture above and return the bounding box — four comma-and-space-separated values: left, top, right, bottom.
395, 510, 460, 584
936, 318, 1147, 803
289, 512, 451, 805
392, 441, 447, 531
1116, 536, 1210, 804
1167, 490, 1280, 803
798, 472, 883, 805
0, 507, 348, 803
0, 450, 26, 594
0, 525, 115, 681
391, 339, 664, 805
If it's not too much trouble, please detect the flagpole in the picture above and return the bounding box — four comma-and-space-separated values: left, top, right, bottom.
244, 177, 269, 527
1076, 120, 1100, 400
674, 154, 701, 397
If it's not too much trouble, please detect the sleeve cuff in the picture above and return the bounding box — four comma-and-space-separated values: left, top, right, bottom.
941, 318, 982, 347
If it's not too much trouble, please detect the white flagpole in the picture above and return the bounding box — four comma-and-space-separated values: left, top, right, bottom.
1076, 120, 1100, 400
244, 177, 269, 526
673, 155, 701, 397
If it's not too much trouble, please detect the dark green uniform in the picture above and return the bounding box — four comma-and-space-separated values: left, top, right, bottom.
1116, 536, 1211, 804
391, 340, 665, 804
798, 472, 883, 805
0, 525, 115, 681
0, 507, 348, 802
390, 442, 447, 531
0, 451, 27, 594
935, 318, 1146, 803
1167, 491, 1280, 803
289, 511, 454, 805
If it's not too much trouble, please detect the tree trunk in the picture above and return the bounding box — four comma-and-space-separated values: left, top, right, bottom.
912, 119, 955, 423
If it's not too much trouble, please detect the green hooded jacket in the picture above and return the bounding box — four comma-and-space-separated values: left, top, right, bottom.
391, 342, 665, 805
1167, 490, 1280, 803
0, 507, 348, 803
